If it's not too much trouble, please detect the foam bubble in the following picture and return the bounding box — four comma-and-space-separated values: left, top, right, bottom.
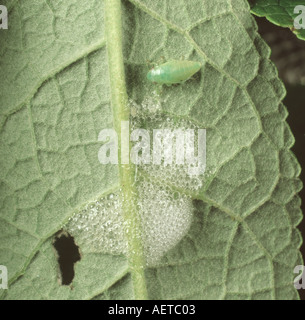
130, 99, 208, 192
66, 95, 206, 266
66, 178, 193, 266
67, 193, 127, 255
136, 177, 193, 266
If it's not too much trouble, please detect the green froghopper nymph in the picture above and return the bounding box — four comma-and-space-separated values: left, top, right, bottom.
147, 60, 202, 85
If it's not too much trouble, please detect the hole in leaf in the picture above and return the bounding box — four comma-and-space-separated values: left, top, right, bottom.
53, 230, 81, 286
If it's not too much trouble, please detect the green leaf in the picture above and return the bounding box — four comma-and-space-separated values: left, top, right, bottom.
0, 0, 303, 300
249, 0, 305, 41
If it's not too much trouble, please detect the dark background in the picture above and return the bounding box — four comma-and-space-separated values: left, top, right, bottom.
255, 17, 305, 300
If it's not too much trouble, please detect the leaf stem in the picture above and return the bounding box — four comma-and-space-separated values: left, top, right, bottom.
105, 0, 148, 300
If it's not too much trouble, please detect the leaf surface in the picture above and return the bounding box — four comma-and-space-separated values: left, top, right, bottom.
0, 0, 302, 300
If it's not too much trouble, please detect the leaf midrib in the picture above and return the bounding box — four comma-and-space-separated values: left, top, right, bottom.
105, 0, 148, 299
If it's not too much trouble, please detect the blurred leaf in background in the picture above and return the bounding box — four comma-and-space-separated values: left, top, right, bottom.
249, 0, 305, 41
